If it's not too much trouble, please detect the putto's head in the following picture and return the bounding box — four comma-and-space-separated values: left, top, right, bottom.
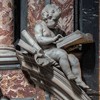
41, 4, 61, 28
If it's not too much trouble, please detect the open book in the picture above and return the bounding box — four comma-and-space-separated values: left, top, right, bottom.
56, 30, 94, 48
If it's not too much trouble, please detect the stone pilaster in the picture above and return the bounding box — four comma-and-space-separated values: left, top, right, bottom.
0, 0, 19, 67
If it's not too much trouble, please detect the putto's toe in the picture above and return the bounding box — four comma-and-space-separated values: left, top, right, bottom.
67, 74, 76, 80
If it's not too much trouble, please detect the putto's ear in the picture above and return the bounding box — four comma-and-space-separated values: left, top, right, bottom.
41, 9, 45, 19
57, 7, 61, 15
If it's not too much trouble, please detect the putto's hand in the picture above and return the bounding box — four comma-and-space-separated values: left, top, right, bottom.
56, 34, 63, 38
53, 39, 63, 44
54, 34, 63, 41
53, 34, 63, 44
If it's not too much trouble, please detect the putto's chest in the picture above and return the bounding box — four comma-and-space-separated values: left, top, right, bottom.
41, 23, 55, 37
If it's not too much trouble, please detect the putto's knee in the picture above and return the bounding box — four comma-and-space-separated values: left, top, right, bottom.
68, 54, 79, 65
57, 49, 68, 57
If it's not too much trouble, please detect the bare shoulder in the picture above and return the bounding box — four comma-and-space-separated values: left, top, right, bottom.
34, 20, 47, 36
34, 24, 43, 36
34, 23, 42, 31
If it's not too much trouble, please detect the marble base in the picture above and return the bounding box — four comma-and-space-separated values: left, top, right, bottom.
0, 46, 20, 69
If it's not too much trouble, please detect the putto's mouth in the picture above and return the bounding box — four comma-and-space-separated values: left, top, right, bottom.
45, 19, 55, 23
43, 18, 47, 21
44, 18, 56, 22
43, 16, 56, 21
48, 16, 52, 19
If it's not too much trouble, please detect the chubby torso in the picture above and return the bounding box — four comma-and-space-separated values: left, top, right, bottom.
34, 21, 56, 50
41, 21, 55, 37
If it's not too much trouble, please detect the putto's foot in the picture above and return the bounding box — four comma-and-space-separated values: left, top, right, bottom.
67, 74, 76, 80
76, 81, 89, 89
85, 88, 99, 95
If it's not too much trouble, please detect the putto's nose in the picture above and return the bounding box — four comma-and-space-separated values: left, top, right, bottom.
48, 16, 52, 19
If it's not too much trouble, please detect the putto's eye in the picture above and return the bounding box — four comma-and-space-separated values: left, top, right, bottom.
42, 13, 44, 16
52, 10, 55, 13
42, 12, 47, 15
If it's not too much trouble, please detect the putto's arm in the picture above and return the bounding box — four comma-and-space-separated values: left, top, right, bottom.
34, 24, 58, 45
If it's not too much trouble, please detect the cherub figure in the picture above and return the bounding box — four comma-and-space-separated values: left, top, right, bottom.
34, 4, 89, 89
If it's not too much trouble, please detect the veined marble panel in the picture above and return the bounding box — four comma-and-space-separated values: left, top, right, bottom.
0, 70, 45, 99
0, 0, 14, 46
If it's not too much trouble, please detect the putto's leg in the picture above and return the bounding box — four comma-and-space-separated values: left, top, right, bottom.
68, 54, 89, 89
45, 48, 76, 80
59, 56, 76, 80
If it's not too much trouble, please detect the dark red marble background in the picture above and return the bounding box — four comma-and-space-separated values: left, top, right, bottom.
27, 0, 45, 35
27, 0, 74, 35
51, 0, 74, 34
0, 0, 14, 46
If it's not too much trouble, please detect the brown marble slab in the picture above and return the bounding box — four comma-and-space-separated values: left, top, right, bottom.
0, 0, 14, 46
0, 70, 45, 99
51, 0, 74, 34
27, 0, 45, 35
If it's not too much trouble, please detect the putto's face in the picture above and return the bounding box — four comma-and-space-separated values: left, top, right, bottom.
41, 4, 61, 28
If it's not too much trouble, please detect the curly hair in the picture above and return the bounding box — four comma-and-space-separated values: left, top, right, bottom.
41, 4, 61, 20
